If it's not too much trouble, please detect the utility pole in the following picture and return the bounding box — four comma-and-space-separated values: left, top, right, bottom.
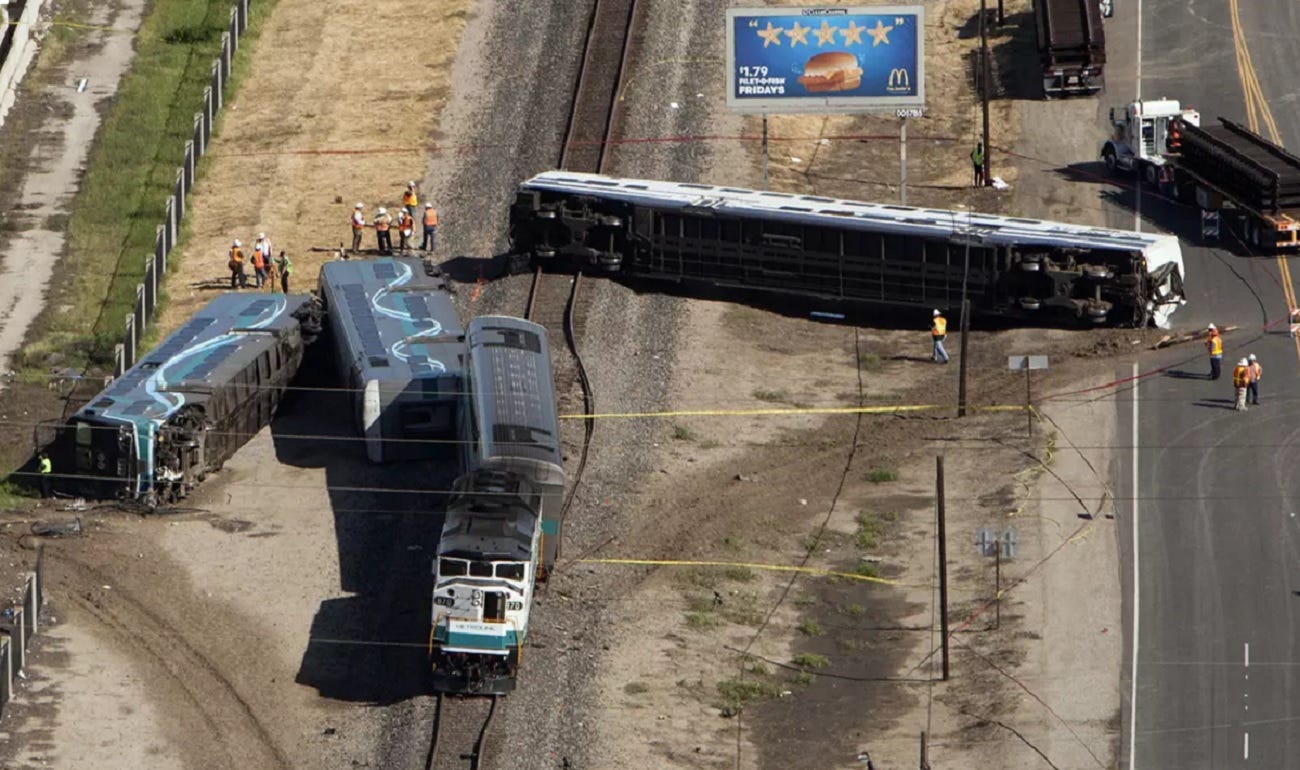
979, 0, 992, 186
936, 456, 950, 680
957, 297, 970, 417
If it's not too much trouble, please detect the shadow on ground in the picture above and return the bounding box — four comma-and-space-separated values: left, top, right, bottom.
275, 340, 456, 704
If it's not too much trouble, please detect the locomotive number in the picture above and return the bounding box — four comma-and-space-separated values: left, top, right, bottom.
507, 601, 524, 611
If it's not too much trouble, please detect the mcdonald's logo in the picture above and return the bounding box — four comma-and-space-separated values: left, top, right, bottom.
887, 68, 911, 90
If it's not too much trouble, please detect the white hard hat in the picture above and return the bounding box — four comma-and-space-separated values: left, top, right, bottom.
933, 309, 942, 317
1249, 353, 1257, 361
425, 202, 433, 208
378, 207, 387, 214
1207, 323, 1216, 330
355, 202, 364, 209
258, 232, 265, 239
409, 181, 416, 187
233, 239, 241, 247
1238, 358, 1249, 366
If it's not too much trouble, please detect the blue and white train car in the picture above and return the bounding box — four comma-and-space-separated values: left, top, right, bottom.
66, 293, 320, 504
318, 257, 465, 463
430, 315, 564, 694
510, 171, 1188, 328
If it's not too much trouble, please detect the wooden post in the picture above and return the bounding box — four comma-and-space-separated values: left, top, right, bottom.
979, 0, 991, 186
937, 456, 950, 680
920, 730, 931, 769
995, 546, 1001, 630
761, 113, 769, 190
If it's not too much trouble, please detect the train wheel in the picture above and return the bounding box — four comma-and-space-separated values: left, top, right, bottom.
1019, 297, 1042, 311
1018, 258, 1042, 272
1102, 148, 1117, 175
1083, 265, 1114, 280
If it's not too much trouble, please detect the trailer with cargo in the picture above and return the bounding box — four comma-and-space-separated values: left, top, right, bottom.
1101, 99, 1300, 251
1034, 0, 1106, 97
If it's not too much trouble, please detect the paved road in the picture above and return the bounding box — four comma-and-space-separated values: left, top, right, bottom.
1104, 0, 1300, 767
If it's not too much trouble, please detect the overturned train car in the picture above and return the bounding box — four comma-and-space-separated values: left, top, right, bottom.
510, 172, 1186, 328
65, 293, 321, 504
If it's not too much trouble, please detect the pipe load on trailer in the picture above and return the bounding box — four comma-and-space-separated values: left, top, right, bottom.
509, 172, 1187, 329
1034, 0, 1106, 97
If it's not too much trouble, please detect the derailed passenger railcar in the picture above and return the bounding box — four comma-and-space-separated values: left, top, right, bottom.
510, 172, 1187, 328
66, 293, 321, 504
318, 257, 465, 463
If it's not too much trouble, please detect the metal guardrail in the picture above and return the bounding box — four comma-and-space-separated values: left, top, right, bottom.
113, 0, 251, 377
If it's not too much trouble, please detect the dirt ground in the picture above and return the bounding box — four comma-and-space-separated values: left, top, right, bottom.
0, 0, 1147, 767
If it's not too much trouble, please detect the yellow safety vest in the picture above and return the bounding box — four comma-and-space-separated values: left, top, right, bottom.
932, 317, 947, 337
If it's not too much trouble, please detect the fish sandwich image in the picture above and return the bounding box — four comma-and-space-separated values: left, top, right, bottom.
796, 51, 864, 92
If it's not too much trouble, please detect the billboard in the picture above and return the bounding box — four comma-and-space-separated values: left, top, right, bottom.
725, 6, 925, 114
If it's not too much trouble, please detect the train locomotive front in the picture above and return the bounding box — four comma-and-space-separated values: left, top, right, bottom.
430, 470, 541, 694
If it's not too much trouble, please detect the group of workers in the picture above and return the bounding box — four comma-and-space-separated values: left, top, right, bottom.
349, 182, 439, 257
227, 233, 293, 292
1207, 324, 1263, 411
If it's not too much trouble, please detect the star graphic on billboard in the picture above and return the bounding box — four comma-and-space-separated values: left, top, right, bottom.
757, 21, 783, 47
868, 20, 894, 46
785, 21, 810, 46
814, 20, 837, 46
840, 20, 866, 45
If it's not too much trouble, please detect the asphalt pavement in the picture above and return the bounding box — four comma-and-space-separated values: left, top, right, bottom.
1104, 0, 1300, 767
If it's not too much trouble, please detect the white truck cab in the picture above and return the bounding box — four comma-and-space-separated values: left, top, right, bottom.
1101, 99, 1201, 181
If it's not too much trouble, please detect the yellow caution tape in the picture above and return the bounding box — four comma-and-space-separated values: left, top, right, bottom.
576, 557, 898, 586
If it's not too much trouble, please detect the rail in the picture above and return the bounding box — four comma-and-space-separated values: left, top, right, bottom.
425, 693, 499, 770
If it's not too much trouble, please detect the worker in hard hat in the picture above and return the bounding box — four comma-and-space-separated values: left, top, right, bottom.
1205, 324, 1222, 380
421, 202, 439, 252
402, 182, 420, 220
1247, 353, 1262, 405
228, 239, 246, 289
351, 203, 366, 255
1232, 357, 1251, 411
930, 309, 949, 364
374, 206, 393, 255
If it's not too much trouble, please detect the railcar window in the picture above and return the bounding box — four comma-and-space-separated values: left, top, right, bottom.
469, 561, 493, 577
76, 421, 92, 446
439, 558, 467, 576
496, 563, 525, 581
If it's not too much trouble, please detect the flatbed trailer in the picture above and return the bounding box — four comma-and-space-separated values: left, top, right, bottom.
1172, 117, 1300, 250
1034, 0, 1106, 97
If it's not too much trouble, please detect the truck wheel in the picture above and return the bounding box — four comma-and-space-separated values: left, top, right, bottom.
1102, 147, 1118, 175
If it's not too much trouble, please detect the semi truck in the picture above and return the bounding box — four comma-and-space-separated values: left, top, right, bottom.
1101, 99, 1300, 251
1034, 0, 1106, 97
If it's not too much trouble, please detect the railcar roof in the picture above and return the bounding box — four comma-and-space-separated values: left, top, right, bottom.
466, 316, 562, 467
72, 293, 312, 424
521, 171, 1183, 270
319, 257, 465, 383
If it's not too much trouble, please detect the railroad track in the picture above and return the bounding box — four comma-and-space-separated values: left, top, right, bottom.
523, 0, 640, 538
424, 693, 500, 770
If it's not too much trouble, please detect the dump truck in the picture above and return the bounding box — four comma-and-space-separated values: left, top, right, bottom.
1102, 99, 1300, 251
1034, 0, 1106, 97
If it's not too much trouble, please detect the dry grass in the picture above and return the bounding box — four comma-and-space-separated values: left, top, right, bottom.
756, 0, 1026, 205
158, 0, 471, 333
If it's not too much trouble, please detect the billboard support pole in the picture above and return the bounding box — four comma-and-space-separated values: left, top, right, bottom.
899, 116, 908, 205
761, 113, 769, 190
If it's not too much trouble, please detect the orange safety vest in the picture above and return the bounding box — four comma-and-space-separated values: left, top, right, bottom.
251, 251, 266, 270
398, 211, 413, 231
1206, 334, 1222, 356
402, 190, 418, 208
1232, 365, 1250, 388
352, 211, 365, 231
1249, 362, 1262, 382
229, 247, 244, 266
374, 215, 390, 232
931, 316, 947, 338
424, 208, 439, 227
